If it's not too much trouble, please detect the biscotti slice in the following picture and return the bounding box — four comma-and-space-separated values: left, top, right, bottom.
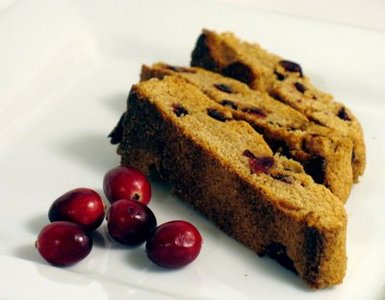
140, 63, 353, 202
112, 76, 347, 288
191, 29, 365, 182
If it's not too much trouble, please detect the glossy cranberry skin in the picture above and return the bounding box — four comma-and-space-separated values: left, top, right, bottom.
48, 188, 105, 232
103, 166, 152, 205
145, 220, 202, 268
36, 221, 92, 266
106, 199, 157, 246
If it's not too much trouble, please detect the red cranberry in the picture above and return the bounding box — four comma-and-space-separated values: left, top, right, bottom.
243, 150, 274, 174
103, 166, 151, 205
172, 103, 188, 117
214, 83, 233, 93
294, 82, 306, 93
207, 108, 230, 122
220, 99, 238, 110
279, 60, 303, 77
337, 106, 351, 121
106, 199, 157, 246
145, 220, 202, 268
241, 107, 267, 118
48, 188, 105, 232
36, 221, 92, 266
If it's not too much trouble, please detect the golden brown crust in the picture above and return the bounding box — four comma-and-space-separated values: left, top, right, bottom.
190, 29, 365, 182
116, 76, 347, 288
140, 63, 353, 202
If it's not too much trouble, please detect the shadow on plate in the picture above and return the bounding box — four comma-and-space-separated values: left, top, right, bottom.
25, 213, 50, 234
125, 246, 177, 274
126, 247, 152, 271
256, 255, 309, 290
90, 229, 107, 249
102, 92, 127, 115
57, 132, 120, 173
196, 220, 309, 291
14, 243, 42, 264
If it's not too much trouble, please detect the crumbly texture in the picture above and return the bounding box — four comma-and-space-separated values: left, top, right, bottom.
190, 29, 365, 182
140, 63, 353, 202
113, 76, 347, 288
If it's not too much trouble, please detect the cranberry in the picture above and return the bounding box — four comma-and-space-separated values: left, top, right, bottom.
337, 106, 351, 121
207, 108, 230, 122
271, 174, 294, 184
241, 107, 267, 118
145, 220, 202, 268
36, 221, 92, 266
165, 65, 196, 73
278, 60, 303, 77
294, 82, 306, 93
243, 150, 274, 174
48, 188, 105, 232
214, 83, 233, 93
172, 103, 188, 117
106, 199, 157, 246
220, 100, 238, 110
103, 166, 152, 205
274, 70, 286, 81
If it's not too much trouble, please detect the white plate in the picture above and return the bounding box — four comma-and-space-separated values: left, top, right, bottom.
1, 0, 384, 299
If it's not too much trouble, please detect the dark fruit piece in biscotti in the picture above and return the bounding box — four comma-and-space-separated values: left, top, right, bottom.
243, 150, 274, 174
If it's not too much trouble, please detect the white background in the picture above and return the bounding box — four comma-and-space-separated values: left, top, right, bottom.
0, 0, 384, 299
213, 0, 385, 32
1, 0, 385, 32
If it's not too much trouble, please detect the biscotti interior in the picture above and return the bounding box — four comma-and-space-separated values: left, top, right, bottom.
191, 29, 365, 182
115, 75, 347, 288
140, 63, 354, 202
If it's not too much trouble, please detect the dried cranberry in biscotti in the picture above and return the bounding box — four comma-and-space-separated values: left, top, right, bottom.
294, 82, 306, 93
214, 83, 234, 93
279, 60, 303, 77
220, 100, 238, 110
207, 108, 231, 122
241, 107, 267, 118
172, 103, 188, 117
243, 150, 274, 174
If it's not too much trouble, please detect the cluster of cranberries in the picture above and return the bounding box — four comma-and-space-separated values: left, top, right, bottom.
35, 166, 202, 268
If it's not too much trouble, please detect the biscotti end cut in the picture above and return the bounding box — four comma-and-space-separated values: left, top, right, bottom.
113, 75, 347, 288
141, 63, 354, 202
191, 29, 365, 183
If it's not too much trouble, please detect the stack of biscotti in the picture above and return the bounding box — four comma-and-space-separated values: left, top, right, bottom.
112, 76, 347, 289
110, 29, 366, 289
141, 63, 354, 202
191, 29, 365, 183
